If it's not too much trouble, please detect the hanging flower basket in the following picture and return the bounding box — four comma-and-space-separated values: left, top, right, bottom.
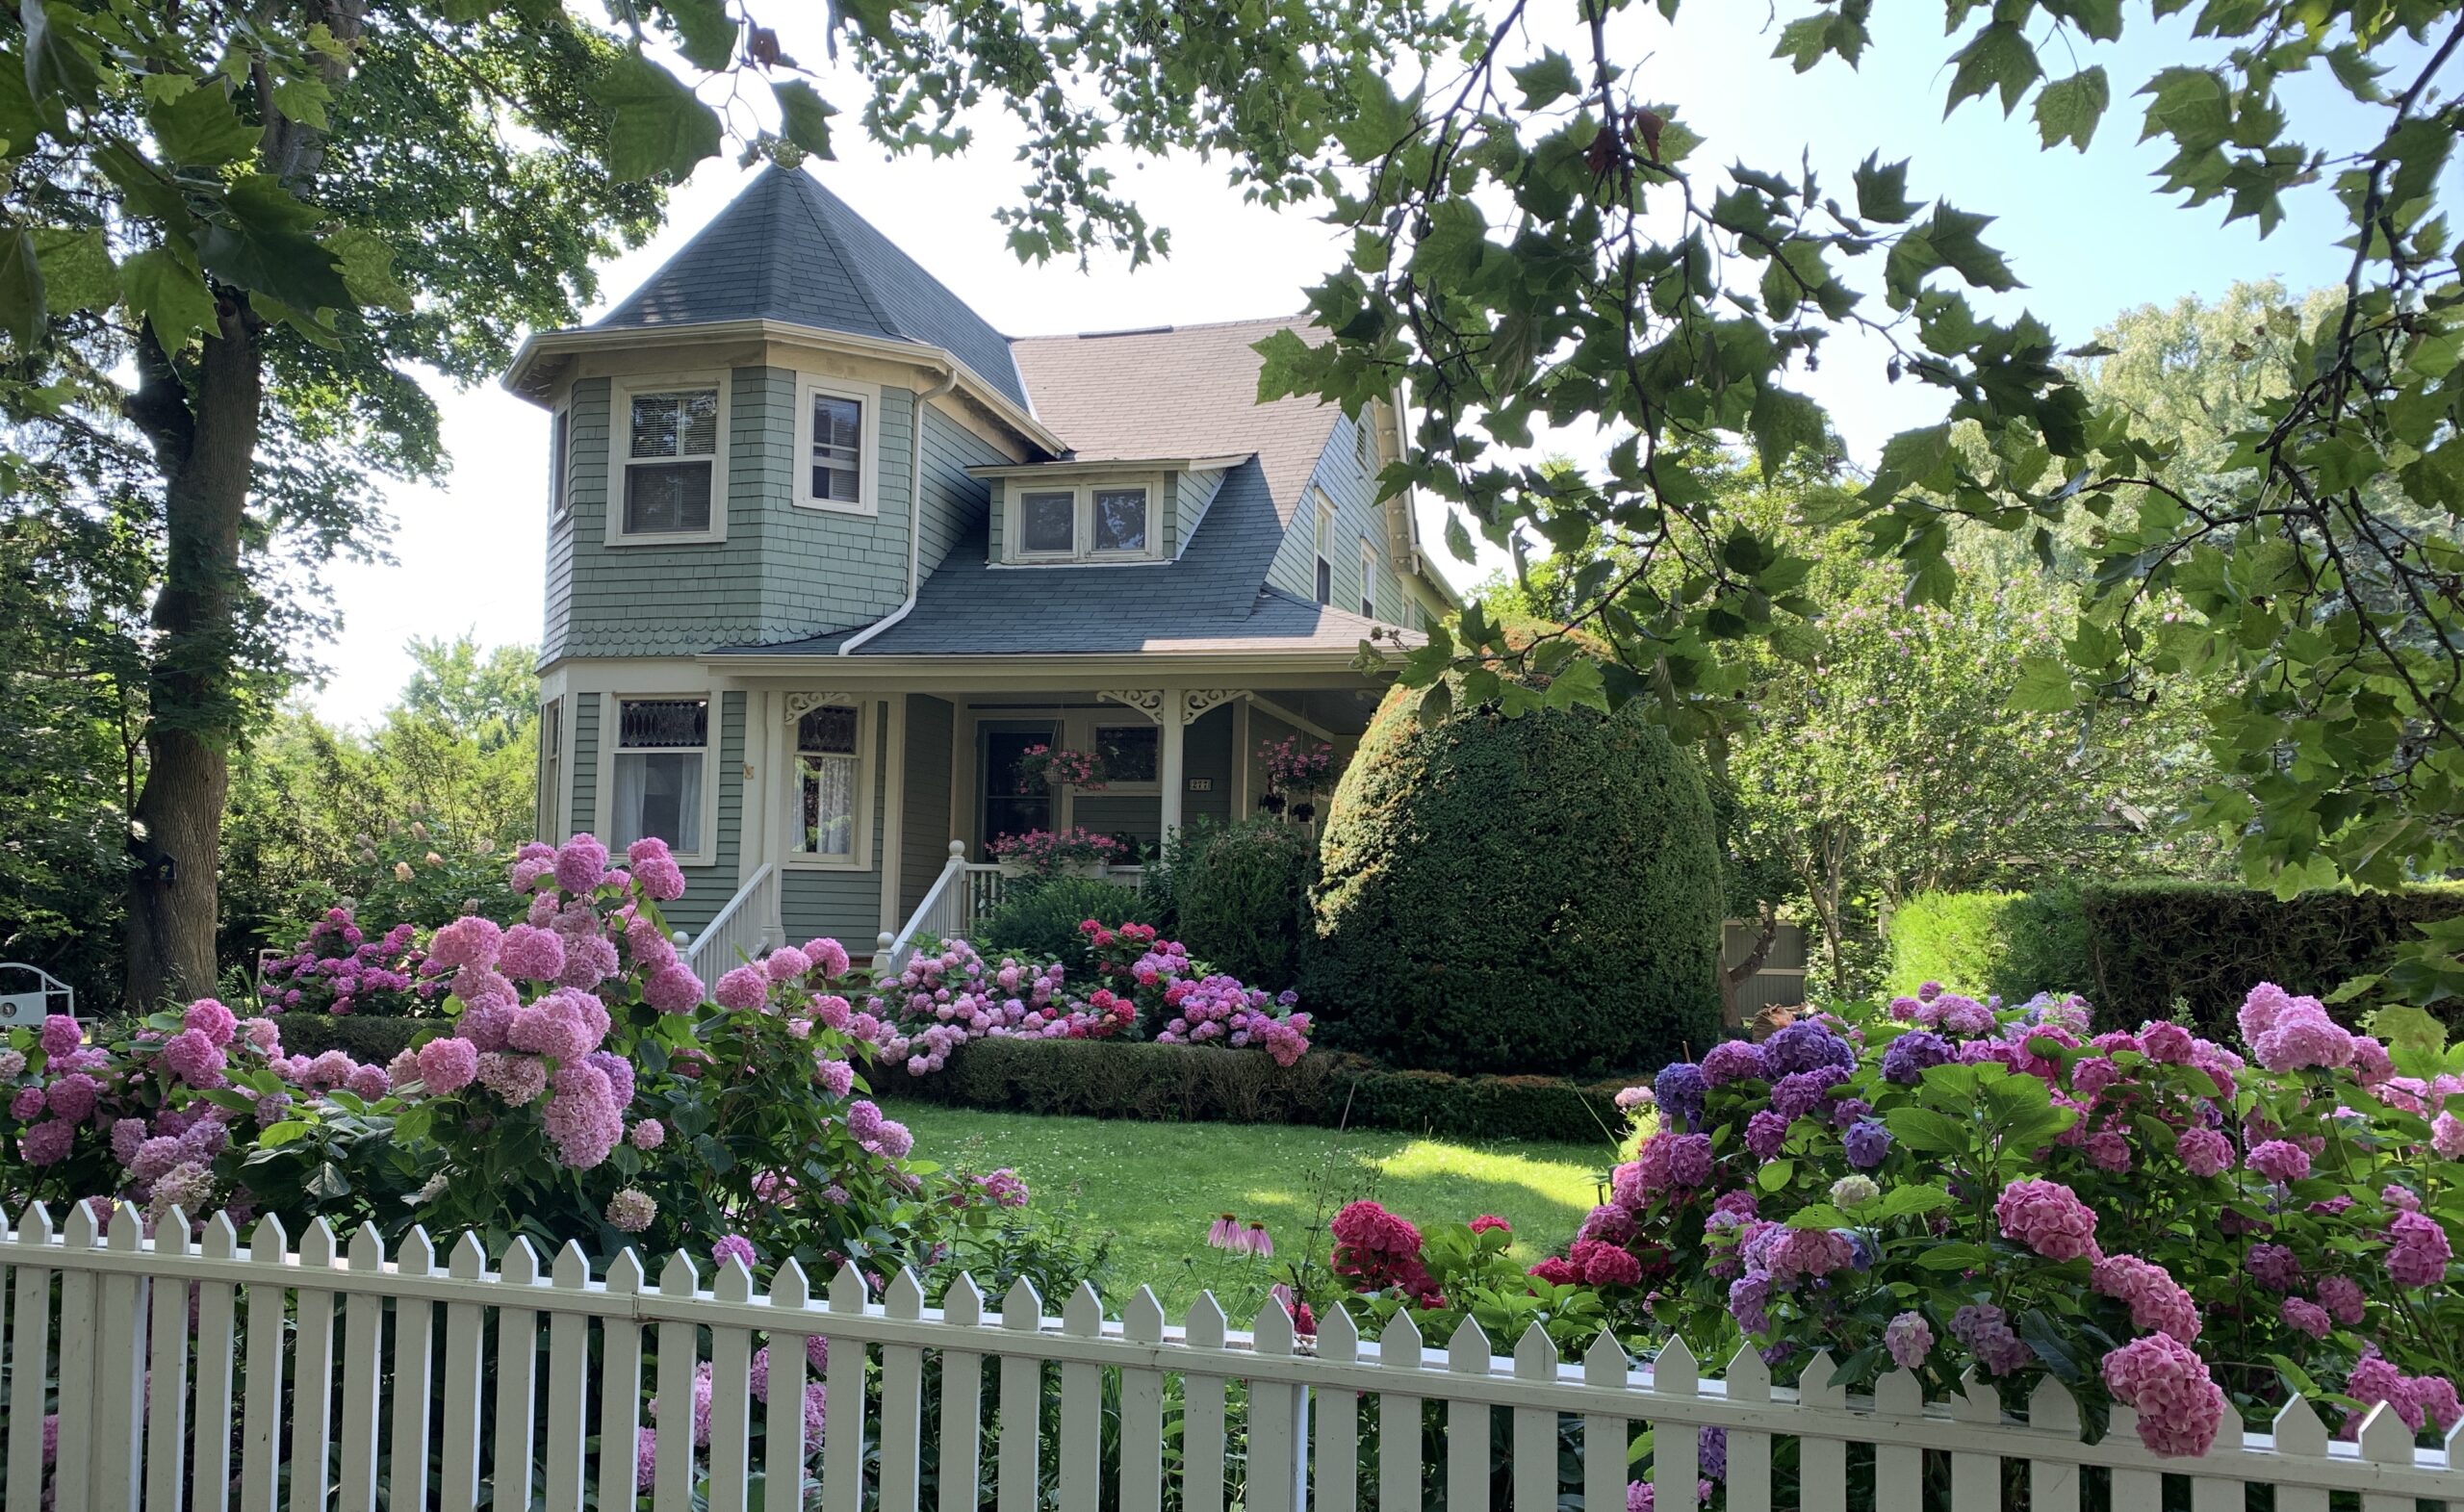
1013, 744, 1108, 791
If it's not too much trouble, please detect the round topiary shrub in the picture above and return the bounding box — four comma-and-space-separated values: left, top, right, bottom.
978, 877, 1153, 977
1304, 675, 1725, 1078
1174, 816, 1315, 991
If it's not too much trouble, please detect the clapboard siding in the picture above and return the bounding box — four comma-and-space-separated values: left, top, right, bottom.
899, 695, 956, 919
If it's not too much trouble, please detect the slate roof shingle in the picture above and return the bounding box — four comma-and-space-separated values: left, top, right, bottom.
593, 164, 1031, 412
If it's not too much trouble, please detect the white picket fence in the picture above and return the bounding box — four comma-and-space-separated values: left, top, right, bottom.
2, 1201, 2460, 1512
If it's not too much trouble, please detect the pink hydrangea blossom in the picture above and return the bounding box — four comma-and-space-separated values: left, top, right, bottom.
1994, 1178, 2100, 1262
2279, 1296, 2331, 1339
2174, 1125, 2233, 1178
644, 962, 706, 1013
803, 938, 852, 978
425, 915, 502, 973
714, 966, 769, 1012
605, 1189, 656, 1232
1570, 1238, 1643, 1287
2100, 1333, 2226, 1457
495, 924, 566, 982
712, 1234, 757, 1270
2091, 1254, 2201, 1342
763, 946, 812, 983
2387, 1210, 2452, 1288
553, 833, 609, 894
1884, 1311, 1933, 1371
542, 1064, 625, 1168
416, 1037, 479, 1094
2432, 1111, 2464, 1160
2247, 1140, 2311, 1183
2250, 998, 2355, 1074
2316, 1274, 2367, 1325
183, 999, 238, 1046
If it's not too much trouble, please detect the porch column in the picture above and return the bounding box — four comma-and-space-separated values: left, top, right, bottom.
1160, 692, 1187, 838
1165, 689, 1245, 839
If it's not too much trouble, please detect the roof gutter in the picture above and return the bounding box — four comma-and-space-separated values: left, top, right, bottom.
840, 362, 962, 656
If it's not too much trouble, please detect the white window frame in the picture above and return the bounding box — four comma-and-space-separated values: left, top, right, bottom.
784, 698, 876, 871
792, 375, 882, 516
1314, 493, 1336, 606
1002, 474, 1166, 564
549, 401, 573, 525
537, 696, 565, 841
599, 692, 719, 867
1088, 721, 1163, 796
1359, 537, 1382, 620
605, 371, 731, 547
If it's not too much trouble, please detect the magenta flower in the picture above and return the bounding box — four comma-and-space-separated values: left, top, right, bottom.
2173, 1125, 2232, 1178
2100, 1333, 2226, 1457
1207, 1214, 1240, 1249
1994, 1178, 2099, 1262
2246, 1140, 2311, 1184
2387, 1210, 2452, 1288
2280, 1296, 2331, 1339
1884, 1311, 1933, 1371
714, 966, 768, 1012
712, 1234, 757, 1270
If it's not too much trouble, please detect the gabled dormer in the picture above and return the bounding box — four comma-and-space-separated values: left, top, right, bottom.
971, 454, 1249, 566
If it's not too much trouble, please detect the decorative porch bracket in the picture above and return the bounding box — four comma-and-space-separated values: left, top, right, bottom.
1099, 688, 1249, 834
782, 690, 859, 723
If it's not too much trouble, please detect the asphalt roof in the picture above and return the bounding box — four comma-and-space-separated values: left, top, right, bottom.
713, 458, 1407, 658
592, 164, 1031, 411
1012, 318, 1337, 529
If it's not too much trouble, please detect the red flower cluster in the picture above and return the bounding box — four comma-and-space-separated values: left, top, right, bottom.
1331, 1199, 1444, 1305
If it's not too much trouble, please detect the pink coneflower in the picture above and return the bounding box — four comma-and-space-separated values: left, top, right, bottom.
1207, 1214, 1241, 1250
1240, 1221, 1274, 1258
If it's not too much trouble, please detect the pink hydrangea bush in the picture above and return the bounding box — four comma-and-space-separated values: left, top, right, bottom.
3, 835, 1024, 1278
856, 921, 1313, 1076
256, 909, 432, 1015
1552, 984, 2464, 1458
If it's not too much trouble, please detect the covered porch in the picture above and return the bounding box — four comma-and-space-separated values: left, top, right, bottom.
676, 666, 1388, 979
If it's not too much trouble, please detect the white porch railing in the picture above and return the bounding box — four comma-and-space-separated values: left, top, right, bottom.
5, 1199, 2459, 1512
878, 848, 1148, 972
681, 861, 779, 982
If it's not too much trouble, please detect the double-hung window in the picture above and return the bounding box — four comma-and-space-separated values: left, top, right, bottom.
1359, 539, 1381, 620
617, 380, 723, 540
797, 378, 878, 512
795, 705, 861, 861
1314, 496, 1336, 606
611, 698, 708, 857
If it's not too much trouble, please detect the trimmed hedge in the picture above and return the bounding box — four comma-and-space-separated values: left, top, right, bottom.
1305, 667, 1724, 1078
1886, 881, 2464, 1036
895, 1037, 1632, 1145
1172, 816, 1314, 990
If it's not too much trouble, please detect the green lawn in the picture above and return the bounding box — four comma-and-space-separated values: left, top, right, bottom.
886, 1100, 1617, 1312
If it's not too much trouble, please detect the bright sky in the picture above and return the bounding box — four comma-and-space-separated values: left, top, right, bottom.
306, 2, 2383, 726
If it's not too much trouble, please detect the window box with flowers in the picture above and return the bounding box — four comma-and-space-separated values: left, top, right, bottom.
987, 827, 1126, 881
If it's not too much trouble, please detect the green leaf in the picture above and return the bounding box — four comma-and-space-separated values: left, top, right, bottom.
2035, 67, 2110, 150
595, 50, 722, 184
1747, 384, 1825, 477
1877, 1183, 1955, 1218
20, 0, 100, 111
771, 80, 836, 159
1854, 153, 1917, 223
1508, 50, 1580, 111
2009, 655, 2077, 712
1757, 1158, 1795, 1192
1913, 1243, 1991, 1271
259, 1119, 312, 1148
0, 227, 44, 345
1945, 24, 2040, 116
1877, 423, 1954, 489
31, 225, 115, 310
195, 175, 354, 316
121, 246, 219, 349
147, 80, 258, 166
659, 0, 737, 71
1882, 1107, 1966, 1154
2368, 1003, 2447, 1057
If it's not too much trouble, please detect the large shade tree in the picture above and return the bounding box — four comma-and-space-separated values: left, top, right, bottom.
0, 0, 1463, 1009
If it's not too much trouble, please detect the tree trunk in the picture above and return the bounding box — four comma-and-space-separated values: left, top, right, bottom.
124, 308, 263, 1011
1719, 899, 1782, 1026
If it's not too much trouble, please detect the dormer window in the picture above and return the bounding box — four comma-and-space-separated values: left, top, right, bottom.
796, 377, 880, 514
1092, 487, 1148, 552
610, 373, 728, 545
1006, 476, 1161, 563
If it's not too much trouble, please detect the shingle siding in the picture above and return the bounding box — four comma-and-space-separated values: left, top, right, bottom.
757, 371, 911, 630
918, 406, 1003, 581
